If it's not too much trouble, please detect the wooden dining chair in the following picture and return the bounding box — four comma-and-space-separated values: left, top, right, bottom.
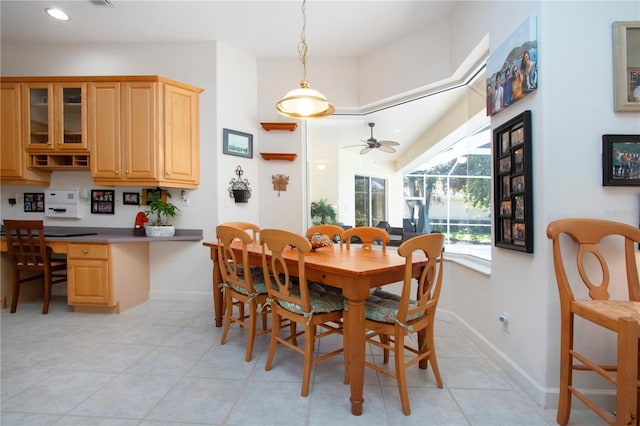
259, 228, 346, 396
347, 232, 445, 415
219, 221, 260, 242
3, 219, 68, 315
547, 218, 640, 426
306, 224, 344, 247
342, 226, 390, 251
216, 224, 270, 362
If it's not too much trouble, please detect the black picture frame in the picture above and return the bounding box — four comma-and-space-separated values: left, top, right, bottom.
24, 192, 45, 213
602, 134, 640, 186
91, 190, 115, 214
123, 192, 140, 205
493, 110, 533, 253
141, 188, 166, 205
222, 128, 253, 158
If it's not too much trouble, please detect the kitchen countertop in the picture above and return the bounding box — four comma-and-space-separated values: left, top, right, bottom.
1, 226, 203, 243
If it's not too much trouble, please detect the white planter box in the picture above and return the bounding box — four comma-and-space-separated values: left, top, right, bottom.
145, 225, 176, 237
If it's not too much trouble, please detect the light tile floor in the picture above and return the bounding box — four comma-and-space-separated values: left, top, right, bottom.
1, 297, 605, 425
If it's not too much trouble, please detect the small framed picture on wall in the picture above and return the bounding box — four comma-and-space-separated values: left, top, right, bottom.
91, 190, 115, 214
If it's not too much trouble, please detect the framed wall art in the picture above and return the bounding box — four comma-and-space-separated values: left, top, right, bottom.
613, 21, 640, 112
493, 110, 533, 253
602, 134, 640, 186
91, 190, 115, 214
223, 128, 253, 158
142, 188, 166, 205
123, 192, 140, 205
24, 192, 44, 213
486, 15, 538, 116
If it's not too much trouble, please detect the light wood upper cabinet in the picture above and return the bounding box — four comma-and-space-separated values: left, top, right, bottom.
2, 76, 202, 188
23, 82, 88, 151
90, 77, 201, 188
0, 82, 50, 185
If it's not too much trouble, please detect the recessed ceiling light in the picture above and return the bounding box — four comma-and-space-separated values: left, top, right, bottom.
45, 8, 70, 21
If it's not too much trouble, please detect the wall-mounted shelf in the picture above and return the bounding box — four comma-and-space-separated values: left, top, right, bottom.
260, 153, 297, 161
260, 122, 298, 132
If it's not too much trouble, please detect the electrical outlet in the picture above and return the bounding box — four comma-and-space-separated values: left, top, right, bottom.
499, 312, 511, 333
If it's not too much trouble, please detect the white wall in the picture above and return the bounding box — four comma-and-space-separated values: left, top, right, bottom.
1, 41, 219, 301
2, 0, 640, 409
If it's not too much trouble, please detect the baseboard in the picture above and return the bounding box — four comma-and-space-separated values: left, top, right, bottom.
437, 309, 616, 411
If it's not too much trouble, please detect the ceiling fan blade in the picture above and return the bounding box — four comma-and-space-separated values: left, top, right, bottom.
343, 144, 367, 149
377, 145, 396, 153
360, 146, 372, 155
378, 140, 400, 146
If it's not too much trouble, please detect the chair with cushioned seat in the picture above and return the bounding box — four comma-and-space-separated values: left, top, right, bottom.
219, 221, 260, 242
306, 224, 344, 247
216, 224, 271, 362
547, 218, 640, 425
347, 232, 445, 415
3, 219, 68, 315
342, 226, 390, 252
259, 228, 346, 396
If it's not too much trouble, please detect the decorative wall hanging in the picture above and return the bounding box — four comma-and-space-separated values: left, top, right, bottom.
602, 134, 640, 186
272, 174, 290, 196
23, 193, 44, 212
223, 128, 253, 158
91, 190, 115, 214
613, 21, 640, 112
142, 188, 166, 205
486, 16, 538, 116
228, 165, 252, 203
123, 192, 140, 205
493, 110, 533, 253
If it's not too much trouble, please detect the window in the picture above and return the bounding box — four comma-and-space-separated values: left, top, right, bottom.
403, 128, 492, 260
355, 175, 386, 226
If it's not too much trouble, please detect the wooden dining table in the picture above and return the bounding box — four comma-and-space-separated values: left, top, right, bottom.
203, 239, 426, 416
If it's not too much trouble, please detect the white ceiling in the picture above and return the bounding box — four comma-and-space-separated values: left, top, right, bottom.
1, 0, 481, 166
0, 0, 457, 57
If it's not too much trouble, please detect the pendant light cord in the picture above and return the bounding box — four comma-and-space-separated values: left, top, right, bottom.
298, 0, 308, 82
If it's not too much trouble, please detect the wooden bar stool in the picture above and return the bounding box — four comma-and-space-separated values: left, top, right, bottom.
547, 218, 640, 425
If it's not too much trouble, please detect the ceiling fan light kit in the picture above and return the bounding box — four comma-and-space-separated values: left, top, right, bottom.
276, 0, 334, 119
346, 122, 400, 155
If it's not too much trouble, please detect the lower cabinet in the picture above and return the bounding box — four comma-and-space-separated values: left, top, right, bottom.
67, 242, 149, 313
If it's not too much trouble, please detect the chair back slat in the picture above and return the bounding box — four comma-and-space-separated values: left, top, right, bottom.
397, 233, 445, 322
260, 229, 312, 313
342, 226, 390, 251
547, 218, 640, 303
219, 221, 260, 242
4, 220, 49, 271
216, 225, 255, 294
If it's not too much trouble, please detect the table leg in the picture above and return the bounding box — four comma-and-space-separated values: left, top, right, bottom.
211, 249, 223, 327
347, 299, 365, 415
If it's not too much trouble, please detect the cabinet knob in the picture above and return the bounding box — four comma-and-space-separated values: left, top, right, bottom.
125, 170, 130, 175
83, 249, 88, 254
115, 170, 119, 175
57, 141, 62, 145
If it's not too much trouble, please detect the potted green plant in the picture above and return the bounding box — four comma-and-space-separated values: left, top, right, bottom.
144, 190, 180, 237
310, 198, 338, 225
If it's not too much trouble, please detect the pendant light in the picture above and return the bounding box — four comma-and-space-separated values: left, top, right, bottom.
276, 0, 334, 119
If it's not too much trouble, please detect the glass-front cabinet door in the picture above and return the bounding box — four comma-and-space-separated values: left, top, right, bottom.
24, 82, 87, 151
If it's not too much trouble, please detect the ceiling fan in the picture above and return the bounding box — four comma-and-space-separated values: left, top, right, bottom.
344, 122, 400, 155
